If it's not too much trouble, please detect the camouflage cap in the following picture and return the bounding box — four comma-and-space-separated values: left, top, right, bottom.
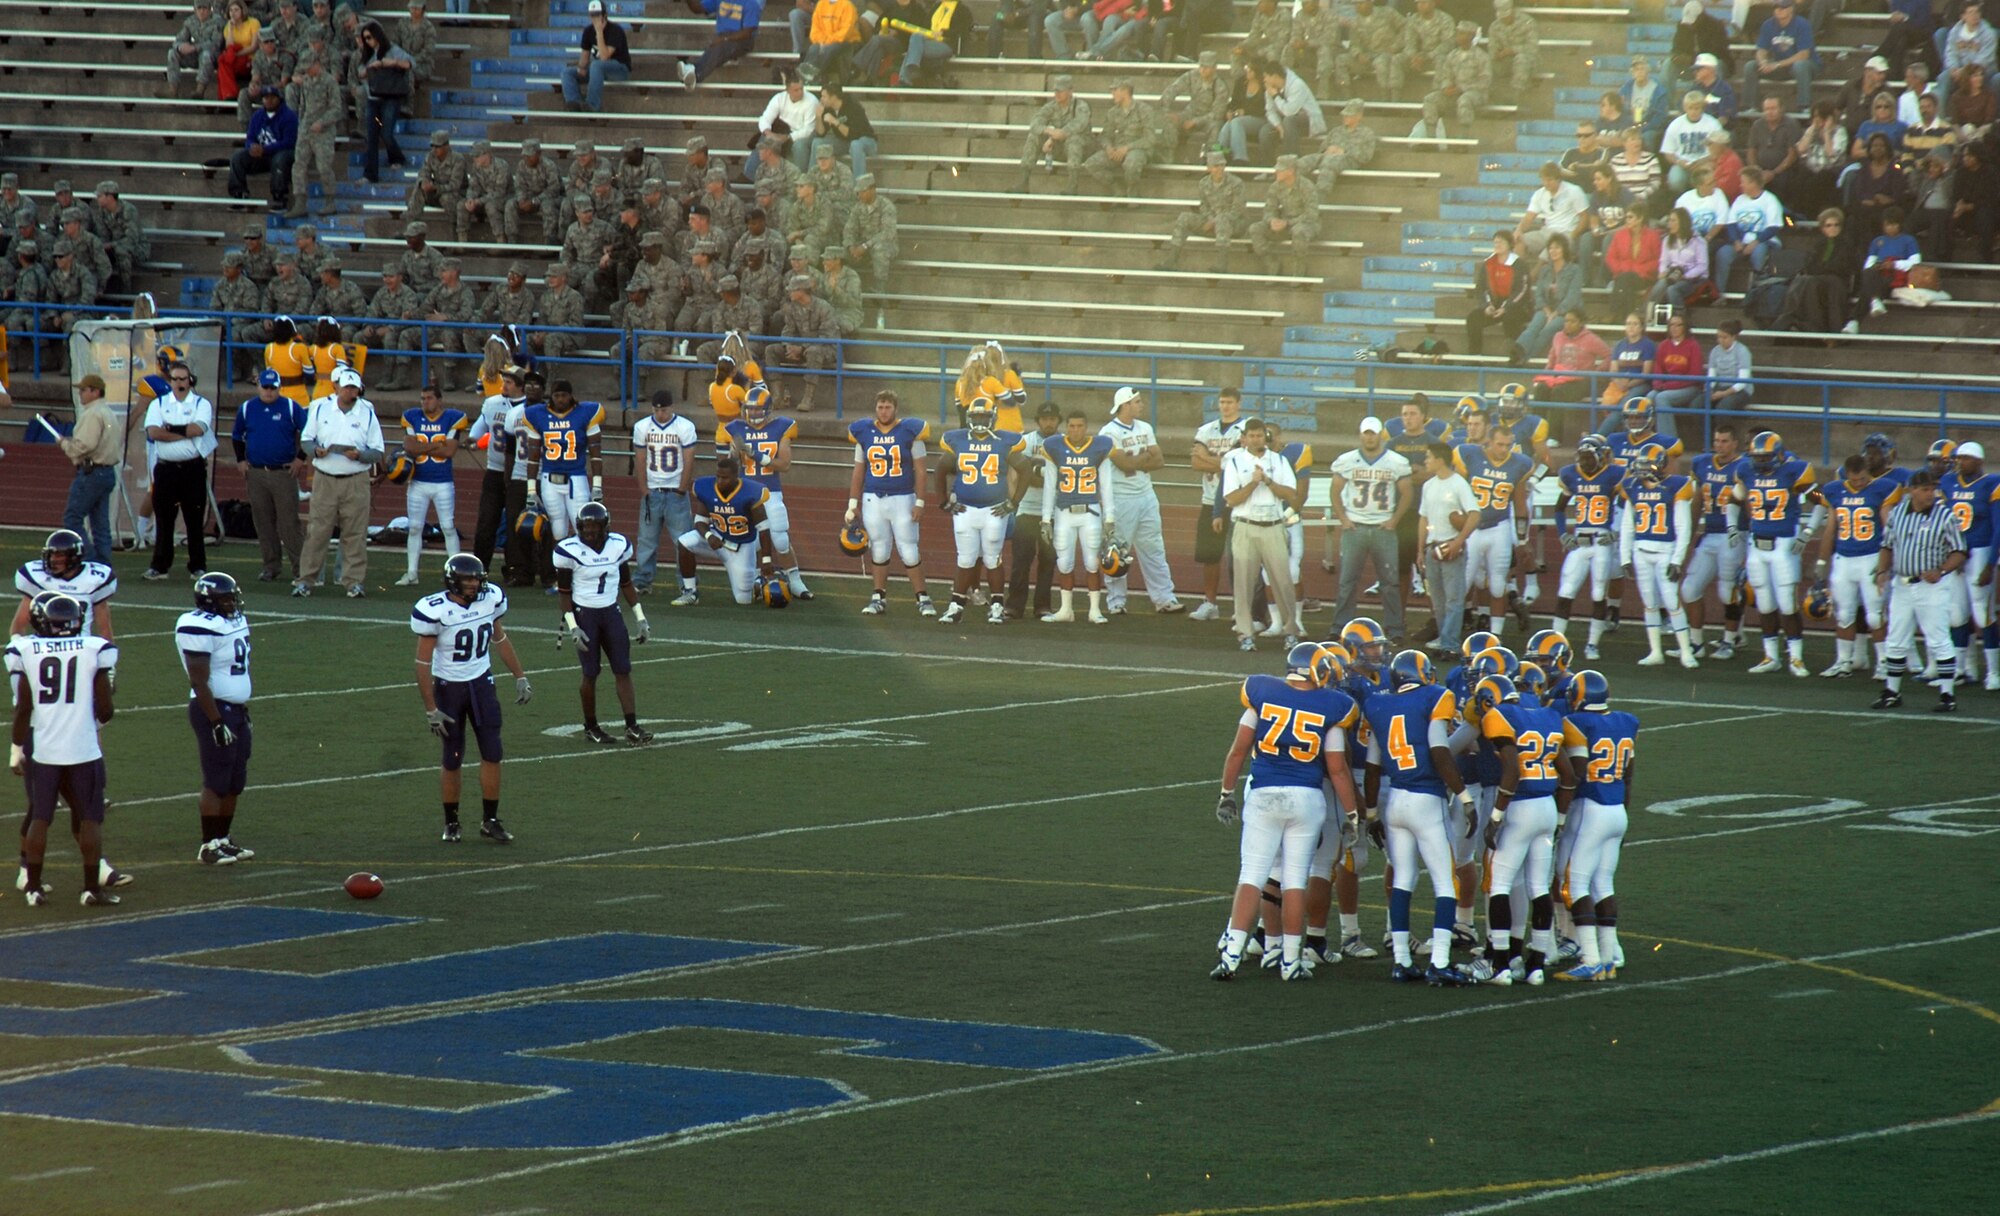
545, 262, 569, 278
1052, 74, 1074, 92
1204, 150, 1226, 166
507, 259, 528, 276
61, 206, 87, 225
641, 176, 665, 192
1343, 97, 1365, 117
521, 137, 543, 155
786, 274, 815, 292
381, 261, 402, 277
438, 257, 461, 272
854, 173, 876, 190
821, 244, 845, 260
812, 138, 834, 157
703, 167, 727, 184
718, 274, 741, 292
52, 239, 74, 257
626, 273, 650, 295
758, 134, 783, 152
92, 180, 116, 195
428, 130, 450, 146
789, 243, 812, 261
471, 139, 493, 157
686, 135, 708, 153
622, 136, 645, 152
243, 224, 265, 239
640, 231, 666, 248
1197, 51, 1217, 67
51, 179, 72, 194
222, 250, 245, 267
1110, 76, 1136, 93
258, 27, 277, 40
13, 240, 36, 256
573, 139, 594, 157
405, 220, 427, 237
572, 194, 595, 211
294, 223, 318, 238
591, 168, 615, 186
274, 250, 297, 265
1274, 154, 1299, 172
1455, 18, 1478, 33
0, 172, 16, 187
319, 256, 342, 272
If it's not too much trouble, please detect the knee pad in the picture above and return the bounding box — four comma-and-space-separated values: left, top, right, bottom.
897, 541, 921, 568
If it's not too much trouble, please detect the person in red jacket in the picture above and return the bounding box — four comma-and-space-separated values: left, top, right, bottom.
1603, 207, 1663, 319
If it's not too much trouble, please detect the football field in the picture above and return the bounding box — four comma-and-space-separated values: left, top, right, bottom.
2, 531, 1997, 1216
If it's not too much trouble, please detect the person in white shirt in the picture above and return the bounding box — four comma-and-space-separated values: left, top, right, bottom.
1660, 89, 1725, 193
1099, 386, 1183, 615
1417, 442, 1482, 652
1220, 417, 1301, 649
631, 387, 700, 603
758, 68, 822, 171
1515, 162, 1589, 262
1712, 166, 1785, 291
6, 593, 118, 907
1188, 386, 1247, 621
141, 360, 216, 580
466, 364, 526, 579
1672, 160, 1731, 240
1329, 416, 1413, 642
295, 367, 386, 599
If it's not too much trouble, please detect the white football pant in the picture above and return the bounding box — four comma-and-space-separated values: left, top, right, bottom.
1563, 799, 1627, 904
1238, 785, 1327, 892
1744, 541, 1802, 614
404, 479, 460, 574
1052, 507, 1104, 576
861, 492, 920, 566
1464, 525, 1514, 598
951, 504, 1008, 570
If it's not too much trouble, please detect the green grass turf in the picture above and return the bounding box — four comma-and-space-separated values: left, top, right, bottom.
0, 531, 1996, 1216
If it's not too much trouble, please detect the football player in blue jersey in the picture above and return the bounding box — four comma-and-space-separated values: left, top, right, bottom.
1619, 445, 1701, 668
1680, 423, 1749, 661
933, 397, 1031, 626
846, 390, 935, 617
720, 384, 814, 603
1467, 673, 1575, 986
1731, 429, 1819, 675
395, 384, 470, 586
1361, 650, 1478, 986
1866, 432, 1908, 488
684, 455, 782, 605
1454, 424, 1534, 646
1551, 434, 1624, 661
1558, 669, 1637, 979
1606, 397, 1686, 633
521, 380, 606, 580
1038, 409, 1119, 625
1811, 454, 1902, 678
1940, 441, 2000, 688
1213, 642, 1365, 981
412, 555, 532, 844
553, 503, 653, 747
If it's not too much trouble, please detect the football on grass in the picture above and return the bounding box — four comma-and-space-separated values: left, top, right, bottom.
344, 872, 384, 900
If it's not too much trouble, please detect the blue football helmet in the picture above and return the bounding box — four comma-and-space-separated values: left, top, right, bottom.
760, 574, 791, 608
1574, 433, 1611, 476
1926, 438, 1958, 477
1620, 396, 1654, 436
1471, 674, 1519, 721
40, 529, 85, 579
742, 381, 772, 426
1630, 443, 1666, 485
1526, 628, 1573, 674
1803, 582, 1833, 623
1749, 430, 1784, 473
965, 395, 998, 439
1497, 382, 1529, 422
386, 453, 416, 484
1516, 662, 1549, 704
1862, 432, 1895, 473
1286, 641, 1345, 688
1387, 649, 1434, 690
514, 506, 549, 547
193, 572, 241, 620
1459, 630, 1500, 662
576, 500, 611, 547
1567, 669, 1611, 712
839, 520, 870, 555
443, 553, 488, 601
1341, 617, 1390, 672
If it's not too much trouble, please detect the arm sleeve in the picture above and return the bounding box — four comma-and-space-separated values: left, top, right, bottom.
1671, 492, 1694, 564
1040, 452, 1056, 517
1098, 460, 1116, 520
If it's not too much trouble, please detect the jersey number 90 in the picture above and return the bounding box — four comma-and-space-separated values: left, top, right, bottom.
450, 624, 493, 664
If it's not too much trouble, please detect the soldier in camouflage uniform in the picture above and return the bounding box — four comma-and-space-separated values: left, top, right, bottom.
532, 263, 584, 361
398, 221, 444, 296
168, 0, 225, 98
290, 223, 328, 282
675, 137, 713, 213
841, 174, 896, 318
237, 225, 275, 285
89, 182, 147, 292
331, 5, 365, 133
818, 245, 863, 336
286, 53, 341, 219
58, 209, 112, 294
240, 30, 294, 125
584, 170, 620, 236
699, 168, 746, 254
748, 136, 803, 198
737, 245, 782, 328
1236, 0, 1293, 64
1, 240, 47, 368
1400, 0, 1455, 98
0, 173, 36, 260
752, 179, 787, 242
405, 131, 465, 222
1301, 98, 1379, 198
267, 250, 315, 316
674, 206, 719, 265
695, 275, 767, 364
604, 197, 648, 302
1084, 79, 1159, 197
1486, 0, 1540, 95
357, 263, 423, 389
786, 245, 821, 297
1160, 150, 1247, 270
44, 243, 97, 372
638, 177, 681, 238
310, 258, 367, 340
210, 250, 268, 379
632, 234, 686, 331
1286, 0, 1348, 100
482, 259, 539, 332
1345, 0, 1406, 100
733, 206, 789, 274
785, 178, 838, 258
674, 239, 723, 335
393, 0, 437, 113
1424, 21, 1491, 129
268, 0, 310, 60
42, 182, 79, 245
615, 136, 666, 197
561, 196, 618, 309
1011, 75, 1092, 195
771, 274, 838, 413
458, 140, 511, 243
506, 138, 561, 243
807, 140, 856, 214
1249, 155, 1320, 259
615, 272, 678, 370
421, 258, 480, 387
1160, 51, 1230, 164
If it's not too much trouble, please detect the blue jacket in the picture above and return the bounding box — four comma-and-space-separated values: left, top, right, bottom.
701, 0, 764, 35
245, 104, 298, 155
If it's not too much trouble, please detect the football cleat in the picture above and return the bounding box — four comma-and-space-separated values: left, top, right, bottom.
1747, 657, 1783, 674
1524, 967, 1547, 986
625, 724, 655, 745
670, 588, 700, 607
196, 841, 239, 866
217, 838, 254, 861
1452, 923, 1480, 947
395, 572, 421, 586
23, 888, 49, 908
862, 593, 888, 616
938, 601, 965, 625
1871, 690, 1903, 709
1425, 963, 1476, 987
1637, 652, 1666, 667
1556, 963, 1609, 982
1613, 943, 1625, 967
1210, 954, 1241, 981
1339, 934, 1380, 960
1554, 937, 1582, 964
480, 818, 514, 843
582, 725, 619, 745
1788, 658, 1811, 678
1281, 958, 1313, 981
1303, 940, 1339, 967
1388, 963, 1425, 983
442, 821, 462, 843
987, 601, 1006, 624
1260, 948, 1283, 971
1469, 956, 1509, 985
1680, 650, 1700, 670
1041, 606, 1075, 623
79, 890, 121, 906
916, 595, 937, 618
1711, 641, 1736, 660
1508, 956, 1528, 983
1582, 644, 1602, 661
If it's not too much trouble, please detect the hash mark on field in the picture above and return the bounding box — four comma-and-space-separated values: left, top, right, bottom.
721, 902, 782, 913
10, 1166, 95, 1182
843, 912, 905, 923
473, 885, 537, 897
1100, 932, 1158, 944
1773, 988, 1834, 999
594, 894, 663, 905
167, 1179, 245, 1194
245, 868, 302, 880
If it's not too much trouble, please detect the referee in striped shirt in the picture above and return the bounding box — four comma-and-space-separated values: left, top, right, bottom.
1872, 471, 1968, 712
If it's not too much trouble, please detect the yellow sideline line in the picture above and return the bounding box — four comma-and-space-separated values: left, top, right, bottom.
1640, 932, 2000, 1028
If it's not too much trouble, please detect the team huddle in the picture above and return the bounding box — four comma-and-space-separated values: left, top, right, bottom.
1214, 623, 1633, 988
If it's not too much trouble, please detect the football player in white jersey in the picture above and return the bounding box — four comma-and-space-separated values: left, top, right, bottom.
13, 530, 128, 895
554, 502, 654, 746
6, 594, 119, 906
177, 574, 258, 865
412, 555, 532, 843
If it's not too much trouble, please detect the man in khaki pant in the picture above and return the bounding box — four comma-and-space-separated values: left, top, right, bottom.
1220, 417, 1302, 651
294, 366, 385, 599
231, 368, 310, 582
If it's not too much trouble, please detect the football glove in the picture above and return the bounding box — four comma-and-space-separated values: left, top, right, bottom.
1104, 522, 1120, 543
1666, 563, 1683, 582
844, 501, 859, 526
562, 612, 587, 655
8, 742, 23, 776
590, 474, 604, 502
1788, 535, 1809, 555
944, 498, 965, 515
426, 707, 450, 739
1483, 811, 1503, 852
1339, 810, 1360, 851
514, 676, 533, 704
1366, 814, 1386, 849
524, 492, 541, 514
632, 606, 650, 644
1457, 790, 1478, 822
1559, 531, 1578, 552
1726, 525, 1745, 546
1040, 519, 1054, 546
992, 498, 1012, 518
1214, 792, 1239, 826
211, 720, 236, 748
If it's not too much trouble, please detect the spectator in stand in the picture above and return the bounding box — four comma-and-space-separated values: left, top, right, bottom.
1600, 311, 1657, 407
1949, 59, 1998, 129
1259, 56, 1327, 161
217, 1, 260, 102
1854, 206, 1923, 326
1516, 234, 1584, 359
1161, 0, 1232, 63
1558, 122, 1612, 191
1797, 206, 1860, 333
1080, 0, 1160, 63
1650, 206, 1710, 312
357, 20, 413, 184
563, 1, 631, 112
1577, 165, 1633, 285
169, 1, 225, 99
1044, 1, 1104, 59
678, 0, 764, 91
1898, 62, 1937, 128
1533, 309, 1610, 404
1707, 319, 1753, 416
1669, 0, 1730, 87
1605, 205, 1663, 318
1708, 128, 1744, 199
1852, 92, 1909, 160
1742, 0, 1816, 114
1649, 311, 1704, 425
816, 82, 877, 178
1906, 147, 1959, 259
1624, 55, 1670, 147
1905, 91, 1957, 162
1950, 141, 1998, 260
1876, 0, 1939, 77
228, 87, 298, 210
1662, 88, 1724, 193
1840, 56, 1891, 138
1465, 230, 1532, 357
1675, 163, 1730, 242
1612, 125, 1665, 217
1793, 100, 1849, 216
1690, 54, 1736, 124
759, 69, 822, 170
799, 0, 863, 84
1515, 161, 1587, 262
1749, 95, 1803, 202
987, 0, 1049, 60
1939, 1, 2000, 111
1595, 91, 1630, 137
1846, 132, 1909, 235
896, 0, 970, 88
1712, 166, 1784, 291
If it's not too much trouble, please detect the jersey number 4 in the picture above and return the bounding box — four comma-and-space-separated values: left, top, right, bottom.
1257, 704, 1327, 763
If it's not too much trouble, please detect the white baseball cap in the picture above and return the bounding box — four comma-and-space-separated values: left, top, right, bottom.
1110, 386, 1141, 414
1693, 53, 1719, 70
1961, 441, 1986, 460
587, 0, 604, 12
332, 366, 363, 389
1359, 416, 1384, 434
